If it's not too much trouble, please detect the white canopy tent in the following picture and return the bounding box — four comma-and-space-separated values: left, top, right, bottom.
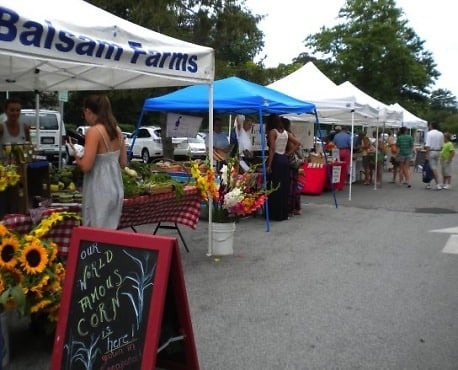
267, 62, 386, 200
389, 103, 427, 129
334, 81, 405, 191
0, 0, 214, 91
267, 62, 378, 124
335, 81, 402, 128
0, 0, 218, 254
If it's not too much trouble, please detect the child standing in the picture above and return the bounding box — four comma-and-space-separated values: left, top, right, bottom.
440, 133, 455, 189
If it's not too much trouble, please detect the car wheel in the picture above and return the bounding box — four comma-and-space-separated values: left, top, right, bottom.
141, 148, 151, 163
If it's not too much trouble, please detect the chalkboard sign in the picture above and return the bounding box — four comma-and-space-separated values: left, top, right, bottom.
52, 226, 199, 370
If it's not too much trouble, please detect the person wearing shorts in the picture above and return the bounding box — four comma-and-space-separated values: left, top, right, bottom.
396, 127, 414, 188
425, 121, 444, 190
440, 133, 455, 189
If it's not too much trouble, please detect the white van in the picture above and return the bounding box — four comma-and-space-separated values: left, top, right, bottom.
20, 109, 68, 164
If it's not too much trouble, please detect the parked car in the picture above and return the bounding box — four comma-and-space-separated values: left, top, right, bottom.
0, 109, 68, 165
76, 125, 90, 136
173, 134, 207, 159
126, 126, 163, 163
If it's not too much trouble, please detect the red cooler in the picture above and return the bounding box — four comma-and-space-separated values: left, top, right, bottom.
298, 163, 327, 195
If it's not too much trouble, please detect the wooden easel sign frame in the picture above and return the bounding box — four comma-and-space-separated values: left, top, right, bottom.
51, 226, 199, 370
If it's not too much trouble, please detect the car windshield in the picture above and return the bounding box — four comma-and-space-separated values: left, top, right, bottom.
22, 114, 59, 130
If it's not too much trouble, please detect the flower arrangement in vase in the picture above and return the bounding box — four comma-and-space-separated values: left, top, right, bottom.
191, 157, 275, 223
0, 211, 81, 330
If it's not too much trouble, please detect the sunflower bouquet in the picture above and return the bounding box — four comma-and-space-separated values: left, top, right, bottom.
191, 157, 275, 223
0, 211, 80, 326
0, 164, 20, 192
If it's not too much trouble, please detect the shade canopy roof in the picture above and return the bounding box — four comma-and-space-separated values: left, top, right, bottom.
267, 62, 378, 124
389, 103, 427, 129
142, 76, 316, 115
0, 0, 214, 92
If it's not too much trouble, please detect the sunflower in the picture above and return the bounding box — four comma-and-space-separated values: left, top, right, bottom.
0, 233, 20, 269
19, 238, 49, 275
30, 298, 52, 313
47, 241, 58, 263
0, 224, 9, 237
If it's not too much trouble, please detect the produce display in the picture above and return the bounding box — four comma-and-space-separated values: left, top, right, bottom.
123, 162, 186, 198
47, 161, 192, 202
50, 165, 82, 203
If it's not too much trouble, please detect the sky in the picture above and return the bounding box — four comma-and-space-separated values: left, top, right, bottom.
245, 0, 457, 97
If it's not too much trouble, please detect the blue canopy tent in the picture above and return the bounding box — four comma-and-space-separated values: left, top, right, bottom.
137, 76, 316, 254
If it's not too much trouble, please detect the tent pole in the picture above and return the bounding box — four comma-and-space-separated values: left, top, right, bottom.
207, 83, 214, 256
373, 125, 379, 190
129, 110, 145, 158
315, 111, 338, 208
348, 110, 355, 200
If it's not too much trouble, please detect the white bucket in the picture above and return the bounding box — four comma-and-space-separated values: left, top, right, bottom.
212, 222, 236, 256
1, 311, 10, 368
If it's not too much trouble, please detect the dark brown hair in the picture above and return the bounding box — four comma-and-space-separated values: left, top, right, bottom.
83, 95, 118, 140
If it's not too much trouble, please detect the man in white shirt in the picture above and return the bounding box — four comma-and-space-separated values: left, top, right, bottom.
424, 121, 444, 190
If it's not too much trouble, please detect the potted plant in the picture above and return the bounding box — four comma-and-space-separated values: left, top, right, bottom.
191, 158, 274, 255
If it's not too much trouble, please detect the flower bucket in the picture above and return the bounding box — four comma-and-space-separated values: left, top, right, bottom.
0, 311, 10, 368
212, 222, 236, 256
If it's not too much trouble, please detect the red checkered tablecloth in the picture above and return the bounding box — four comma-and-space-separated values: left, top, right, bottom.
1, 187, 201, 257
119, 186, 201, 230
1, 205, 82, 257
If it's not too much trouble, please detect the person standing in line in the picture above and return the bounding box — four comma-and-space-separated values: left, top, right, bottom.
282, 117, 302, 216
333, 125, 352, 177
70, 95, 127, 229
396, 126, 414, 188
440, 132, 455, 189
207, 116, 232, 171
266, 114, 300, 221
386, 129, 397, 172
360, 132, 374, 185
424, 121, 444, 190
236, 116, 254, 159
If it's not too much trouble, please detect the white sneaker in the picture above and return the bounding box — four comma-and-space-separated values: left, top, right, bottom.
425, 183, 431, 189
434, 184, 442, 190
442, 184, 450, 190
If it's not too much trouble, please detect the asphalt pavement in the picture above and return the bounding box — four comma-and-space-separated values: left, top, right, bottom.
5, 163, 458, 370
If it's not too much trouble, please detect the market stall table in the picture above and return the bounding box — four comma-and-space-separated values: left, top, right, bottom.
1, 205, 82, 257
1, 186, 201, 255
119, 186, 201, 252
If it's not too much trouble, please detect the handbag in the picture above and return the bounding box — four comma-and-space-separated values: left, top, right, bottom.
289, 151, 303, 169
422, 159, 433, 183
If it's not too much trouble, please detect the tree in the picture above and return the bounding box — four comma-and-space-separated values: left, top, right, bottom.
67, 0, 265, 158
303, 0, 440, 107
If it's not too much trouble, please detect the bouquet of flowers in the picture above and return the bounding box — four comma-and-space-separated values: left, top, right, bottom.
0, 164, 20, 192
0, 211, 81, 328
191, 158, 275, 223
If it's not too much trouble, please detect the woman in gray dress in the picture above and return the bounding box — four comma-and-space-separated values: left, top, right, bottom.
71, 95, 127, 229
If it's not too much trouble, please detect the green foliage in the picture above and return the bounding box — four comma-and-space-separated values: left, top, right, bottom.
304, 0, 439, 105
